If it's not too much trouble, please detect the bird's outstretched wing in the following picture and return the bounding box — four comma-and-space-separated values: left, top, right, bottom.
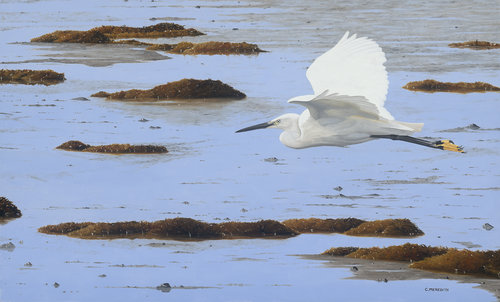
289, 91, 381, 123
305, 32, 389, 109
290, 92, 420, 133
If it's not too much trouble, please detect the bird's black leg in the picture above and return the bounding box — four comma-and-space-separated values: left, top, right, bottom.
370, 135, 464, 153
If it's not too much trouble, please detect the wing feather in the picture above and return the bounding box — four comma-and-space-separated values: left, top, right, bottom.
305, 32, 388, 108
289, 92, 381, 123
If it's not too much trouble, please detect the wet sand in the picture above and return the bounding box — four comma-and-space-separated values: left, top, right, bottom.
303, 254, 500, 300
1, 0, 499, 301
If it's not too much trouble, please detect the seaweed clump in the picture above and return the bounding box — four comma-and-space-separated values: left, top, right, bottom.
410, 249, 500, 277
147, 41, 265, 55
31, 30, 111, 43
39, 222, 93, 234
31, 22, 203, 43
322, 243, 500, 278
56, 140, 168, 154
282, 218, 366, 233
216, 220, 295, 237
342, 243, 448, 262
322, 247, 360, 256
449, 40, 500, 50
92, 23, 203, 39
344, 219, 424, 237
0, 69, 65, 85
39, 217, 425, 240
0, 197, 22, 218
38, 218, 297, 240
403, 79, 500, 93
91, 79, 246, 100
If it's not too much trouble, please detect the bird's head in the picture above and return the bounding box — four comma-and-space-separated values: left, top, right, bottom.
236, 113, 298, 133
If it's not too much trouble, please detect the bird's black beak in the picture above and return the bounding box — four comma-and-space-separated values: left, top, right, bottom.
236, 121, 272, 133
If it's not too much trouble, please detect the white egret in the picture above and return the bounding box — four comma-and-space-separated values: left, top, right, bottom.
236, 32, 463, 153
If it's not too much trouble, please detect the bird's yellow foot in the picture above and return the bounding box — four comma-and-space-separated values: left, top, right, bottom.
435, 140, 464, 153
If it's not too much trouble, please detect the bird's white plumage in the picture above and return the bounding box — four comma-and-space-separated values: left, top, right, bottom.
283, 32, 421, 147
237, 32, 426, 149
290, 90, 381, 122
305, 32, 389, 109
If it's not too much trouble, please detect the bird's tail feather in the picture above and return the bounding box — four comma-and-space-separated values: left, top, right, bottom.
398, 122, 424, 132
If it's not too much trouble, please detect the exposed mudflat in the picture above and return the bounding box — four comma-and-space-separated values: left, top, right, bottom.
0, 0, 499, 301
303, 254, 500, 299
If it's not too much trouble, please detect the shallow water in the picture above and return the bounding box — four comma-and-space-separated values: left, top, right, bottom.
1, 0, 499, 301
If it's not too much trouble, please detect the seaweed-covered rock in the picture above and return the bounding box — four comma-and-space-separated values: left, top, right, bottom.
84, 144, 168, 153
344, 219, 424, 237
31, 30, 110, 43
70, 221, 152, 238
410, 249, 500, 277
38, 218, 297, 240
147, 41, 265, 55
56, 140, 168, 154
149, 218, 215, 238
91, 79, 246, 100
322, 247, 360, 256
449, 40, 500, 50
0, 69, 65, 85
0, 197, 22, 218
93, 23, 203, 39
56, 140, 91, 151
38, 222, 93, 234
403, 79, 500, 93
282, 218, 365, 233
346, 243, 448, 262
217, 220, 297, 237
321, 243, 500, 278
90, 91, 111, 98
31, 22, 203, 43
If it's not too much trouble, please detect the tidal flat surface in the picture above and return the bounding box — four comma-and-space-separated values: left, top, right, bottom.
1, 0, 499, 301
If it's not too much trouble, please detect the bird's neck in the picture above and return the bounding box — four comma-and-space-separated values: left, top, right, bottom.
279, 117, 302, 148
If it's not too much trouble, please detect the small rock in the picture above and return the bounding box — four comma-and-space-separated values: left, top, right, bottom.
0, 242, 16, 252
24, 262, 32, 267
72, 97, 90, 101
156, 282, 172, 292
241, 208, 248, 213
264, 157, 279, 163
467, 123, 480, 130
149, 126, 161, 129
98, 274, 107, 278
138, 118, 149, 122
350, 266, 358, 272
483, 223, 494, 231
53, 282, 60, 288
333, 186, 343, 192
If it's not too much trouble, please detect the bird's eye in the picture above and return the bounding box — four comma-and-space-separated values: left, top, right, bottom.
275, 119, 281, 125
